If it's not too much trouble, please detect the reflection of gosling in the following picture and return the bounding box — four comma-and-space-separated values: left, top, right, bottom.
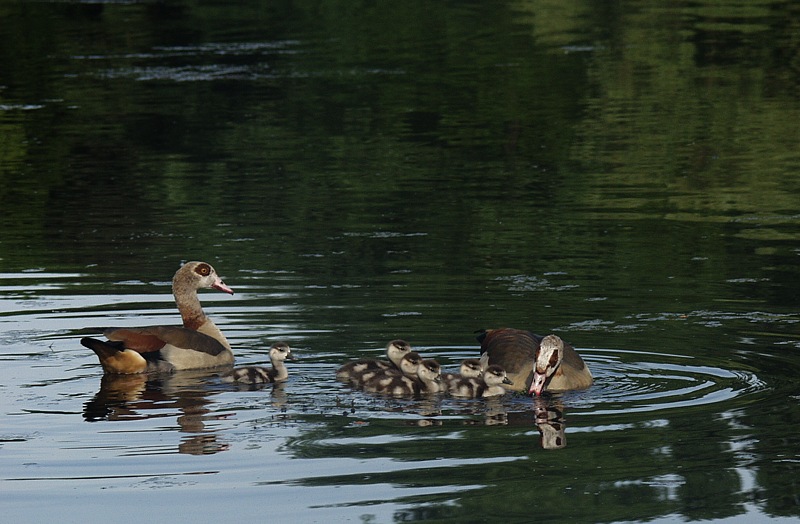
227, 342, 294, 384
449, 365, 512, 398
441, 358, 482, 390
336, 340, 412, 386
364, 359, 442, 396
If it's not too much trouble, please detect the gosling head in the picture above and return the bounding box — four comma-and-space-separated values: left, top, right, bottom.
269, 342, 294, 363
484, 364, 512, 387
459, 358, 483, 378
398, 351, 422, 376
385, 339, 412, 366
418, 359, 441, 383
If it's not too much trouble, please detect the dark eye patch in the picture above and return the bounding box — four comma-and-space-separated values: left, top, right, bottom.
195, 263, 211, 276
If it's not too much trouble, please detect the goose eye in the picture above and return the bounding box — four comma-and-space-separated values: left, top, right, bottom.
196, 264, 211, 276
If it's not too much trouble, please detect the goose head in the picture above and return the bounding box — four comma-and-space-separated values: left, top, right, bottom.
385, 339, 412, 367
529, 334, 564, 396
176, 261, 234, 295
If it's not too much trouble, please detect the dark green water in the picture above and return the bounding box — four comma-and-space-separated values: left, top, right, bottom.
2, 1, 800, 522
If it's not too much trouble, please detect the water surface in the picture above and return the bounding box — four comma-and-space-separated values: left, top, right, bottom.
2, 1, 800, 522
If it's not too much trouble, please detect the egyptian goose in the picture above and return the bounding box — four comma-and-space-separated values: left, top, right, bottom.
363, 359, 442, 396
227, 342, 294, 384
335, 339, 412, 386
449, 365, 512, 398
477, 328, 593, 395
81, 261, 234, 374
441, 358, 482, 390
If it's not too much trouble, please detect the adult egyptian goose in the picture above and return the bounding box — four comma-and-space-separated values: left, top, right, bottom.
449, 365, 512, 398
227, 342, 294, 384
335, 339, 412, 386
477, 328, 593, 395
81, 261, 234, 374
363, 359, 442, 396
441, 358, 482, 390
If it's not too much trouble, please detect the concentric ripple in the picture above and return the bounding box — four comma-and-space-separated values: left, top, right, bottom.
571, 348, 767, 415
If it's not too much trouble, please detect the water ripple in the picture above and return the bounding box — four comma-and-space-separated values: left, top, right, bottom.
573, 348, 766, 416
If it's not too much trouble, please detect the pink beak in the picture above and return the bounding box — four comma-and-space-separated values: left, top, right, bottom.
529, 371, 547, 396
212, 278, 234, 295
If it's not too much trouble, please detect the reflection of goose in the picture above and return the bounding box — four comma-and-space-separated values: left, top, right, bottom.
477, 329, 593, 395
335, 339, 412, 386
441, 358, 482, 390
533, 400, 567, 450
226, 342, 294, 384
449, 365, 512, 398
81, 261, 234, 374
82, 371, 230, 455
363, 359, 442, 396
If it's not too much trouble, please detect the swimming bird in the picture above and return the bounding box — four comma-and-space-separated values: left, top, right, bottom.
449, 364, 512, 398
335, 339, 412, 386
363, 359, 442, 396
441, 358, 482, 390
227, 342, 294, 384
387, 351, 423, 377
477, 328, 593, 395
81, 261, 234, 374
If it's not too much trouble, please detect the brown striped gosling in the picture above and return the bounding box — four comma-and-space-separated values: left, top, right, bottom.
336, 339, 412, 386
227, 342, 294, 384
441, 358, 482, 390
449, 365, 512, 398
363, 359, 442, 396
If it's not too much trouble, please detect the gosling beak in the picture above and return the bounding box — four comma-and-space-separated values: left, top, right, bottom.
503, 377, 513, 385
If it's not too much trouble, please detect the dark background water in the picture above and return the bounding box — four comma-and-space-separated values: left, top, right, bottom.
2, 1, 800, 522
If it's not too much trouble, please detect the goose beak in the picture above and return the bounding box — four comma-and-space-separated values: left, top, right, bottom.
503, 377, 513, 385
529, 371, 547, 396
212, 278, 234, 295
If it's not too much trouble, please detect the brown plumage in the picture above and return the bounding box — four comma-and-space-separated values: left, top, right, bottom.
477, 328, 592, 395
81, 261, 235, 374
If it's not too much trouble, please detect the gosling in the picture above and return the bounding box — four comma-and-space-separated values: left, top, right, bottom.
227, 342, 294, 384
449, 365, 512, 398
336, 339, 412, 386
